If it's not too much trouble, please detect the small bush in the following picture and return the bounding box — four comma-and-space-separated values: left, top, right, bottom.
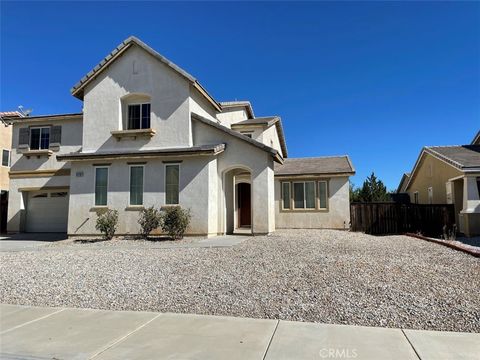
161, 206, 191, 240
95, 209, 119, 240
138, 206, 162, 239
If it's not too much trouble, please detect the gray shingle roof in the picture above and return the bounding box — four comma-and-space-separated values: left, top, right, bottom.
231, 116, 278, 127
219, 101, 255, 118
426, 145, 480, 169
274, 156, 355, 176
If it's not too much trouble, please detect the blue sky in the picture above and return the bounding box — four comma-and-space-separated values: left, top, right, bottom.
1, 1, 479, 189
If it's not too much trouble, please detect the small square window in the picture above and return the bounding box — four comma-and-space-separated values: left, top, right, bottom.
128, 103, 150, 130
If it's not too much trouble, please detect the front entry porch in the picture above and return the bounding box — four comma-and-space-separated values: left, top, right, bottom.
224, 167, 253, 235
448, 175, 480, 237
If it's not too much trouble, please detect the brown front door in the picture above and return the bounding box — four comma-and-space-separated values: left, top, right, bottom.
238, 183, 251, 227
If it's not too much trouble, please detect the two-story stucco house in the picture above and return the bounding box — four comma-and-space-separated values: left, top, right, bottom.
6, 36, 354, 236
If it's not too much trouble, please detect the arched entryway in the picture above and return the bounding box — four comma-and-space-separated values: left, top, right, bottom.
223, 167, 252, 234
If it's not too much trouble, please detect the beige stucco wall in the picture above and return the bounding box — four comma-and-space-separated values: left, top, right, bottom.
82, 45, 192, 152
0, 123, 12, 191
193, 120, 275, 234
216, 107, 249, 128
275, 176, 350, 229
407, 153, 462, 204
67, 156, 217, 236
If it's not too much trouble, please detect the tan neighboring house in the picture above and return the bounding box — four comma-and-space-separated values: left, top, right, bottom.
5, 36, 355, 236
0, 111, 23, 232
398, 130, 480, 236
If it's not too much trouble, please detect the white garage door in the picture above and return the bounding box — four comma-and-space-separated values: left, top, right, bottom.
26, 190, 69, 232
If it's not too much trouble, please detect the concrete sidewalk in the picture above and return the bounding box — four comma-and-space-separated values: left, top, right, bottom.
0, 304, 478, 360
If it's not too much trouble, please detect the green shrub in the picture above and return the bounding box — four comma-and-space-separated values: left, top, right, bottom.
95, 209, 119, 240
138, 206, 162, 239
161, 206, 191, 240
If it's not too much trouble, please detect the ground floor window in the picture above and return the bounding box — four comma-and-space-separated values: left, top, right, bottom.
130, 165, 144, 205
165, 164, 180, 205
281, 180, 328, 211
95, 167, 108, 206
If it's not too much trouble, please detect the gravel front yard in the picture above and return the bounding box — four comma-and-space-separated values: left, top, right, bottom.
1, 230, 479, 332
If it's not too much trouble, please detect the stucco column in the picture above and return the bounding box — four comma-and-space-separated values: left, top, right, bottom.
251, 162, 275, 234
462, 175, 480, 213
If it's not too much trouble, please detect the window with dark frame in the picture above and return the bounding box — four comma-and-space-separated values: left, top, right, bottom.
165, 164, 180, 205
95, 167, 108, 206
127, 103, 151, 130
130, 166, 144, 206
30, 127, 50, 150
2, 149, 10, 167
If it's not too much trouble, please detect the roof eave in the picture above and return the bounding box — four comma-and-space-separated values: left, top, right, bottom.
57, 144, 225, 162
192, 113, 283, 163
275, 171, 355, 178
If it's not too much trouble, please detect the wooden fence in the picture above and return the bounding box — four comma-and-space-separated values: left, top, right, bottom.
350, 203, 455, 237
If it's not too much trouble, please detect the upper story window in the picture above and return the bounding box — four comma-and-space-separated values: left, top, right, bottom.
2, 149, 10, 167
127, 103, 151, 130
30, 127, 50, 150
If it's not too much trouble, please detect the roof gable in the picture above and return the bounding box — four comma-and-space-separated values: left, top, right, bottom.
71, 36, 220, 111
404, 145, 480, 191
191, 113, 284, 163
231, 116, 288, 157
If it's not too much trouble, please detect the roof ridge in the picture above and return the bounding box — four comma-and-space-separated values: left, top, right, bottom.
425, 144, 479, 149
285, 155, 349, 160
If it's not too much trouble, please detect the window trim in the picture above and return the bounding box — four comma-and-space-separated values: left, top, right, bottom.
94, 166, 109, 207
292, 181, 316, 210
318, 180, 328, 210
1, 149, 10, 167
164, 163, 181, 205
127, 103, 151, 130
129, 164, 145, 206
413, 191, 419, 204
281, 182, 291, 210
280, 178, 329, 212
30, 126, 51, 150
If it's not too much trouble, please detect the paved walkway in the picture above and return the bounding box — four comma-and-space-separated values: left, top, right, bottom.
0, 304, 478, 359
0, 233, 67, 252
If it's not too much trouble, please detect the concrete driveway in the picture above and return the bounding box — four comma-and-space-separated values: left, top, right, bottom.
1, 304, 479, 360
0, 233, 67, 252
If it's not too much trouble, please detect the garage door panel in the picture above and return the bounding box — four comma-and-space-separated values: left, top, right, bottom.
26, 191, 69, 233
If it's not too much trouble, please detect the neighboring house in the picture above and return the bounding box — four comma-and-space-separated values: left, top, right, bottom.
6, 36, 354, 236
0, 111, 22, 233
398, 130, 480, 236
